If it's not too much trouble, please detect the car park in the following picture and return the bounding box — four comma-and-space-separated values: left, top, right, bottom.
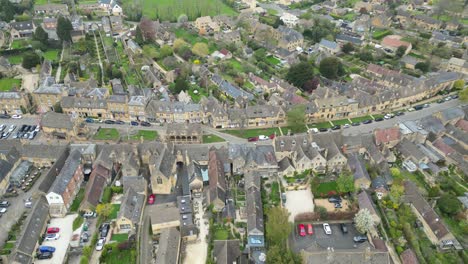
45, 233, 60, 241
298, 224, 306, 237
96, 238, 106, 251
362, 119, 372, 124
38, 246, 56, 253
353, 236, 368, 243
37, 252, 53, 259
340, 224, 348, 234
323, 223, 332, 235
47, 227, 60, 234
307, 224, 313, 235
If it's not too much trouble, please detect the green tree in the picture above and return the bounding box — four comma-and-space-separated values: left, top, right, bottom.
173, 77, 188, 94
285, 61, 314, 89
319, 57, 344, 79
342, 42, 354, 54
302, 18, 336, 43
359, 51, 373, 62
415, 62, 430, 73
134, 26, 144, 45
316, 206, 328, 219
460, 87, 468, 102
57, 16, 73, 42
267, 245, 302, 264
395, 46, 407, 57
354, 208, 374, 234
22, 52, 41, 69
96, 203, 113, 219
286, 105, 306, 133
438, 194, 462, 216
191, 42, 209, 57
389, 184, 404, 204
159, 45, 173, 59
33, 26, 48, 46
453, 79, 465, 90
142, 45, 159, 59
336, 170, 355, 194
173, 38, 187, 51
0, 0, 16, 22
265, 206, 291, 247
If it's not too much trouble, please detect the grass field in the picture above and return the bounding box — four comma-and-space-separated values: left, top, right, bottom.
70, 188, 85, 212
222, 127, 280, 139
203, 134, 226, 143
372, 29, 393, 40
309, 121, 332, 129
110, 233, 128, 243
128, 130, 158, 141
0, 78, 21, 91
331, 119, 351, 126
350, 115, 372, 123
213, 227, 230, 240
109, 204, 121, 219
10, 39, 30, 49
265, 55, 281, 65
122, 0, 237, 21
43, 49, 60, 61
188, 86, 208, 102
93, 128, 120, 140
6, 55, 22, 65
314, 181, 338, 196
35, 0, 48, 4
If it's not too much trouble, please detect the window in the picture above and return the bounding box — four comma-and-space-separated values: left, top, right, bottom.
157, 177, 162, 184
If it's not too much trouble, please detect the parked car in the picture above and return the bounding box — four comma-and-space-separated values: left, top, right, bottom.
130, 121, 139, 126
323, 223, 332, 235
307, 224, 314, 235
407, 107, 415, 112
100, 223, 110, 238
45, 233, 60, 241
115, 120, 125, 125
451, 94, 459, 99
437, 99, 445, 104
38, 246, 56, 253
395, 111, 404, 116
328, 196, 342, 203
11, 114, 22, 119
308, 128, 319, 133
0, 201, 10, 207
96, 238, 106, 251
340, 223, 348, 234
423, 103, 430, 108
374, 117, 384, 122
318, 128, 328, 132
334, 203, 342, 208
414, 105, 424, 111
0, 208, 7, 214
148, 194, 155, 205
83, 211, 97, 218
258, 135, 269, 141
37, 252, 53, 259
362, 119, 372, 124
85, 118, 94, 123
353, 235, 368, 243
343, 124, 350, 128
104, 120, 115, 124
247, 137, 258, 142
47, 227, 60, 234
331, 125, 341, 130
351, 122, 360, 126
24, 200, 32, 208
8, 124, 16, 132
298, 224, 306, 237
444, 96, 452, 101
0, 114, 10, 119
140, 121, 151, 127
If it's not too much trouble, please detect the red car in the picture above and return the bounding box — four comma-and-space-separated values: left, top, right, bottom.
298, 224, 306, 237
148, 194, 155, 205
47, 227, 60, 234
307, 224, 313, 235
248, 137, 258, 142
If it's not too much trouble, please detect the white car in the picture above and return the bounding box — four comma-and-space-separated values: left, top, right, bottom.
83, 211, 97, 218
323, 223, 332, 235
258, 135, 269, 141
0, 208, 7, 214
8, 124, 16, 132
45, 233, 60, 241
96, 238, 106, 251
343, 124, 350, 128
11, 115, 22, 119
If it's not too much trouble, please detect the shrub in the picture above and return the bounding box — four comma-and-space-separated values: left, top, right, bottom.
101, 187, 112, 203
111, 186, 124, 194
118, 241, 131, 250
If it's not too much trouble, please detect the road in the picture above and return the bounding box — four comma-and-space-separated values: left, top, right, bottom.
343, 99, 464, 136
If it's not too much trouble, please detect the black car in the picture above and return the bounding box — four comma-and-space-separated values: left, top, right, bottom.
414, 105, 424, 111
20, 124, 27, 132
362, 119, 372, 124
351, 122, 360, 126
374, 117, 384, 122
328, 196, 342, 203
340, 223, 348, 234
140, 121, 151, 127
0, 114, 10, 119
104, 120, 115, 124
395, 111, 404, 116
451, 94, 459, 99
99, 223, 110, 238
318, 128, 328, 132
115, 120, 125, 125
353, 236, 368, 243
30, 125, 36, 132
331, 125, 341, 130
37, 252, 53, 259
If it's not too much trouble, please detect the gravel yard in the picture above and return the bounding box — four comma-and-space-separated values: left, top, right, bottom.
285, 188, 315, 222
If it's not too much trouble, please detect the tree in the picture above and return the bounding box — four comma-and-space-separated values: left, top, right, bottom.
22, 52, 41, 69
191, 42, 209, 57
96, 203, 113, 219
354, 208, 374, 234
267, 245, 302, 264
159, 45, 173, 59
0, 0, 16, 22
173, 38, 187, 52
316, 206, 328, 219
460, 87, 468, 102
389, 184, 404, 204
285, 61, 314, 89
336, 170, 355, 194
173, 77, 188, 94
142, 45, 159, 59
33, 26, 48, 46
319, 57, 344, 79
438, 194, 463, 216
302, 77, 320, 93
342, 42, 354, 54
302, 18, 336, 43
134, 26, 144, 45
177, 14, 188, 23
266, 207, 291, 247
396, 46, 407, 57
359, 51, 373, 62
139, 17, 156, 41
287, 105, 306, 133
415, 62, 430, 73
453, 79, 465, 90
56, 16, 73, 42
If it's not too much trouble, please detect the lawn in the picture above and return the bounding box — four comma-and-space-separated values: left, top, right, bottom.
10, 39, 30, 49
343, 12, 357, 21
265, 55, 281, 66
203, 134, 226, 143
213, 227, 230, 240
309, 121, 332, 129
313, 181, 338, 197
73, 216, 84, 231
123, 0, 237, 21
128, 130, 158, 141
6, 55, 22, 65
372, 29, 393, 40
281, 125, 308, 133
0, 78, 21, 91
3, 242, 14, 250
43, 49, 60, 61
70, 187, 85, 212
110, 233, 128, 243
93, 128, 120, 140
228, 59, 244, 72
109, 204, 121, 219
372, 114, 385, 119
100, 245, 136, 264
222, 127, 281, 139
34, 0, 48, 4
350, 115, 373, 123
331, 119, 351, 126
188, 86, 208, 103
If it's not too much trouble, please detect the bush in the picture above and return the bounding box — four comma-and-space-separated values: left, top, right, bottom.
73, 216, 84, 231
80, 256, 89, 264
118, 241, 131, 250
102, 187, 112, 203
111, 186, 123, 194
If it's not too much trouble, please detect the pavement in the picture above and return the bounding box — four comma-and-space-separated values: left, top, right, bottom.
40, 214, 77, 264
290, 223, 370, 253
183, 197, 208, 264
284, 189, 315, 222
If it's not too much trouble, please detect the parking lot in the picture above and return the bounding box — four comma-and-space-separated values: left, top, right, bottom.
289, 222, 370, 253
285, 189, 315, 222
0, 120, 42, 141
38, 214, 76, 264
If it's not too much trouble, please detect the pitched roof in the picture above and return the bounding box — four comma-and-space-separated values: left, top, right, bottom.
319, 39, 339, 50
41, 112, 74, 130
49, 150, 81, 195
155, 227, 180, 264
148, 202, 180, 225
374, 127, 400, 146
400, 249, 419, 264
213, 240, 241, 264
85, 165, 109, 207
381, 35, 410, 48
357, 191, 378, 217
118, 187, 145, 224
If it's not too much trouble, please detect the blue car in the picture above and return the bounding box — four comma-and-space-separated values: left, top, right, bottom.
38, 246, 56, 253
130, 121, 139, 126
85, 118, 94, 123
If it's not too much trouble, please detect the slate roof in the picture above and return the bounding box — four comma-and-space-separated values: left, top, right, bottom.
278, 157, 294, 172
155, 227, 180, 264
49, 150, 81, 195
319, 39, 339, 50
61, 96, 107, 109
245, 171, 264, 236
85, 164, 109, 207
41, 112, 74, 130
213, 240, 241, 264
400, 249, 419, 264
148, 202, 180, 226
122, 175, 147, 194
397, 138, 426, 162
212, 74, 254, 100
118, 187, 145, 224
357, 191, 378, 217
336, 33, 363, 45
10, 21, 34, 31
0, 92, 21, 99
0, 147, 20, 183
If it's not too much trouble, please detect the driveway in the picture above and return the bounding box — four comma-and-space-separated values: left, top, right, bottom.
290, 223, 370, 253
183, 197, 208, 264
40, 214, 77, 264
285, 189, 315, 222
